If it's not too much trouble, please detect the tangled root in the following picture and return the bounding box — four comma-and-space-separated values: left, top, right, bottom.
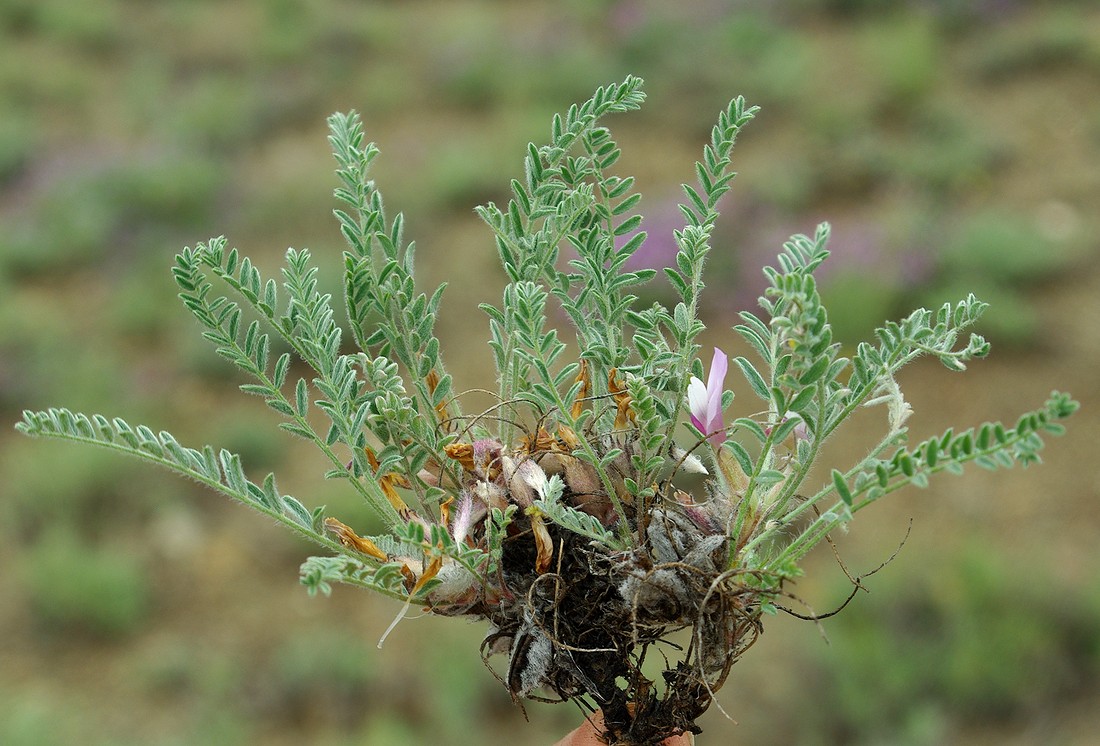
419, 410, 789, 744
477, 514, 770, 745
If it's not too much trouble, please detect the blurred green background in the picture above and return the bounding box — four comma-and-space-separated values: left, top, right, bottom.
2, 1, 1099, 744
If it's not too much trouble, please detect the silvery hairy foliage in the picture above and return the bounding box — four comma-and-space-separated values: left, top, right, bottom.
17, 76, 1076, 745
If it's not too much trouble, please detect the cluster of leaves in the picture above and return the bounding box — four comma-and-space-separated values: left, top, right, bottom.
715, 223, 1075, 579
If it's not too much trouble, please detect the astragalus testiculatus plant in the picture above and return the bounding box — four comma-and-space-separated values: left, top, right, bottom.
17, 77, 1077, 745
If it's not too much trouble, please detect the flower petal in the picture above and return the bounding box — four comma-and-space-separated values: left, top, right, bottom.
705, 347, 728, 424
687, 376, 708, 417
688, 376, 709, 434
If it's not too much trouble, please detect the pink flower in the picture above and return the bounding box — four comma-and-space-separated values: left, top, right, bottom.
688, 347, 728, 447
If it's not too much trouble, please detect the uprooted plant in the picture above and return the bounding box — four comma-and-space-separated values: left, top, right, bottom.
16, 76, 1077, 744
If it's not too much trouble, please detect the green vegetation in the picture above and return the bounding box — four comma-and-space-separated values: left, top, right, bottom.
22, 526, 149, 637
797, 551, 1100, 744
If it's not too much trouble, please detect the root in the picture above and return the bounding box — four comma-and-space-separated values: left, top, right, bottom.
472, 511, 776, 745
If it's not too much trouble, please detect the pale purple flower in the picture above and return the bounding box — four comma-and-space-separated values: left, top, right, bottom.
688, 347, 728, 447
